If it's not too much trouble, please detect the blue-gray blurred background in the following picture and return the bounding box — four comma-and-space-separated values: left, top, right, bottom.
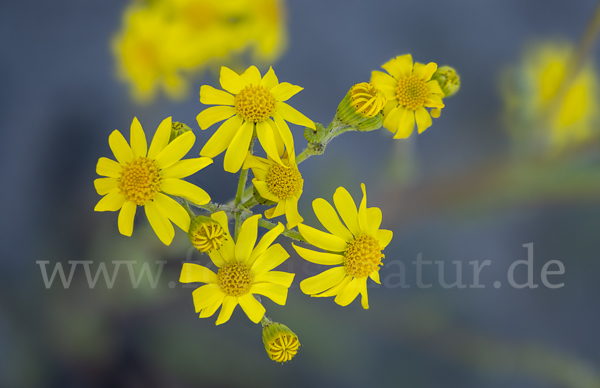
1, 0, 600, 387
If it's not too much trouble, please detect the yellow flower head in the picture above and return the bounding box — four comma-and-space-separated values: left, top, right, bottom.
197, 65, 315, 173
350, 82, 387, 118
293, 184, 393, 309
94, 117, 213, 245
188, 214, 228, 253
244, 149, 303, 229
503, 41, 599, 151
262, 321, 300, 363
180, 212, 294, 325
371, 54, 445, 139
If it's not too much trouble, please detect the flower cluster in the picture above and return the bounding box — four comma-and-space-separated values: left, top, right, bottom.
95, 56, 459, 362
112, 0, 287, 102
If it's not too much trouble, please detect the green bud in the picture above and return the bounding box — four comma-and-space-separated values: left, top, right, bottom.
431, 66, 460, 97
169, 121, 193, 143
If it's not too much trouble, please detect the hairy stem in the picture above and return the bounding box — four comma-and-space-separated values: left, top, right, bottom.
258, 219, 307, 243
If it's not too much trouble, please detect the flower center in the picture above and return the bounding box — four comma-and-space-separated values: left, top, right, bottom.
396, 75, 429, 110
191, 221, 226, 253
235, 84, 277, 123
118, 156, 161, 206
266, 165, 303, 200
344, 235, 384, 278
350, 82, 387, 117
217, 263, 253, 297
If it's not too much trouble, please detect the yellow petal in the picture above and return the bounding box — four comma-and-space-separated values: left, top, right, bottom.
313, 275, 351, 297
247, 222, 284, 267
96, 157, 121, 178
145, 200, 174, 245
211, 211, 235, 262
153, 192, 190, 231
256, 120, 282, 165
108, 130, 133, 165
284, 196, 303, 229
236, 214, 262, 263
366, 207, 383, 236
196, 106, 236, 130
332, 186, 361, 237
199, 297, 224, 318
276, 102, 315, 129
264, 200, 286, 218
223, 120, 254, 173
426, 80, 444, 95
94, 191, 125, 212
291, 243, 344, 265
238, 294, 265, 323
312, 198, 353, 242
155, 131, 195, 169
200, 115, 243, 158
161, 179, 210, 206
357, 183, 370, 235
94, 178, 117, 196
130, 117, 147, 158
300, 266, 347, 295
370, 70, 397, 97
250, 283, 288, 305
297, 224, 348, 252
424, 93, 445, 108
209, 250, 228, 268
200, 85, 235, 106
272, 113, 295, 157
382, 106, 403, 134
147, 117, 172, 159
161, 157, 213, 179
240, 65, 262, 85
260, 66, 279, 89
192, 284, 223, 311
179, 263, 218, 283
216, 296, 238, 325
375, 229, 393, 249
253, 271, 294, 287
270, 82, 303, 102
369, 270, 381, 284
334, 277, 361, 306
382, 54, 413, 79
414, 62, 437, 81
415, 107, 432, 134
118, 201, 136, 236
358, 277, 369, 309
219, 66, 247, 94
250, 244, 289, 276
394, 110, 415, 139
268, 118, 286, 158
253, 180, 280, 203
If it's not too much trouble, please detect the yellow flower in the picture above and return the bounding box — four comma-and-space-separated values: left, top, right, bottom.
180, 213, 294, 325
371, 54, 445, 139
503, 41, 599, 151
94, 117, 212, 245
197, 65, 315, 173
188, 215, 228, 253
262, 321, 300, 363
293, 184, 393, 309
244, 150, 303, 229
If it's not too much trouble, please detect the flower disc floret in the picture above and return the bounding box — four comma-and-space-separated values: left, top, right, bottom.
266, 165, 303, 200
396, 75, 429, 110
235, 84, 277, 123
217, 263, 253, 297
118, 156, 162, 206
344, 235, 384, 278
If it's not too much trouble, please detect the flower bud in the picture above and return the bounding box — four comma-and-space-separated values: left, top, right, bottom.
262, 321, 300, 363
188, 215, 227, 253
431, 66, 460, 97
336, 83, 385, 131
304, 122, 327, 143
169, 121, 193, 143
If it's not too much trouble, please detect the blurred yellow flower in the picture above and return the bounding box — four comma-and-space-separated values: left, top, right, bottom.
244, 150, 303, 229
180, 213, 294, 325
113, 0, 287, 102
94, 117, 212, 245
503, 41, 599, 152
293, 184, 393, 309
197, 65, 315, 173
371, 54, 445, 139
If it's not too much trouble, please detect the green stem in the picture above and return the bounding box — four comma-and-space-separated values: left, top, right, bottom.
234, 137, 256, 240
297, 120, 353, 165
181, 198, 197, 219
241, 196, 258, 210
258, 219, 307, 243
